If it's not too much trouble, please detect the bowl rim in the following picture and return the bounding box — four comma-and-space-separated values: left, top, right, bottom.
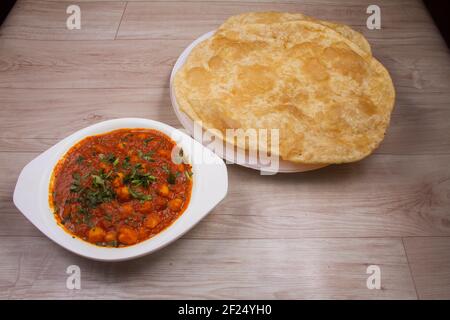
13, 118, 228, 261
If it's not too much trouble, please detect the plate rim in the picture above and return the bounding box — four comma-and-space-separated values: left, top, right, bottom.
169, 30, 328, 173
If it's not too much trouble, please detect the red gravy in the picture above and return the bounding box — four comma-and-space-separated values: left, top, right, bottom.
49, 129, 193, 247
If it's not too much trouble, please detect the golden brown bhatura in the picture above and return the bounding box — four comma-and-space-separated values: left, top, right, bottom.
218, 12, 372, 55
174, 12, 395, 164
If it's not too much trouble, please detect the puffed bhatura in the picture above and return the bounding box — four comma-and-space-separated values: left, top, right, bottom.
174, 12, 395, 164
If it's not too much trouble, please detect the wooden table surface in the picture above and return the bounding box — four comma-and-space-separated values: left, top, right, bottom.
1, 0, 449, 300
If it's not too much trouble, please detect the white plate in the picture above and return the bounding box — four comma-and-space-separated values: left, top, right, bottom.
169, 30, 327, 173
13, 118, 228, 261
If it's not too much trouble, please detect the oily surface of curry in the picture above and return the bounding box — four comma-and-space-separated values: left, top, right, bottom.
49, 129, 193, 247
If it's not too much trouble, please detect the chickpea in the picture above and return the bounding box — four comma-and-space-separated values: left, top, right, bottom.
118, 226, 138, 245
138, 201, 153, 214
104, 230, 117, 243
153, 197, 168, 210
62, 205, 72, 219
158, 184, 170, 197
138, 227, 148, 240
145, 214, 161, 229
157, 149, 171, 159
88, 227, 106, 243
168, 198, 183, 212
112, 172, 124, 188
95, 145, 106, 154
116, 186, 130, 201
99, 162, 110, 171
119, 202, 133, 218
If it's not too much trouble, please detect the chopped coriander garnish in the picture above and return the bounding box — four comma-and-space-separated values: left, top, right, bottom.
76, 156, 84, 164
100, 153, 117, 164
69, 171, 115, 208
162, 165, 170, 174
143, 137, 154, 146
91, 174, 105, 188
122, 156, 131, 169
167, 172, 177, 185
138, 150, 155, 162
123, 163, 156, 187
128, 187, 152, 202
70, 172, 83, 193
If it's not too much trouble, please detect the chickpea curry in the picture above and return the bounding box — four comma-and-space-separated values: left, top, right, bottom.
49, 129, 193, 247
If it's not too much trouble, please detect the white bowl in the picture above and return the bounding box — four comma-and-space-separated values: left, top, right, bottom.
169, 30, 327, 173
13, 118, 228, 261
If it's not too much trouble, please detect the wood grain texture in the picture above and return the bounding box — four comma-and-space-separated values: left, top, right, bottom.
1, 88, 450, 155
403, 238, 450, 299
0, 0, 449, 299
1, 152, 450, 239
0, 0, 126, 40
0, 38, 190, 89
0, 38, 448, 94
117, 0, 436, 41
0, 237, 416, 299
0, 88, 177, 144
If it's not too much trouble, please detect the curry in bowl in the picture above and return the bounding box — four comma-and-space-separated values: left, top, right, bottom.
49, 128, 193, 247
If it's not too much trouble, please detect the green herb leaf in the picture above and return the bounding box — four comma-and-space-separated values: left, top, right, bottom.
92, 174, 104, 186
122, 156, 131, 169
162, 165, 170, 174
76, 156, 84, 164
138, 150, 155, 162
128, 187, 152, 202
143, 137, 154, 146
167, 172, 176, 185
70, 172, 83, 193
100, 153, 117, 164
124, 163, 156, 188
72, 171, 114, 208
